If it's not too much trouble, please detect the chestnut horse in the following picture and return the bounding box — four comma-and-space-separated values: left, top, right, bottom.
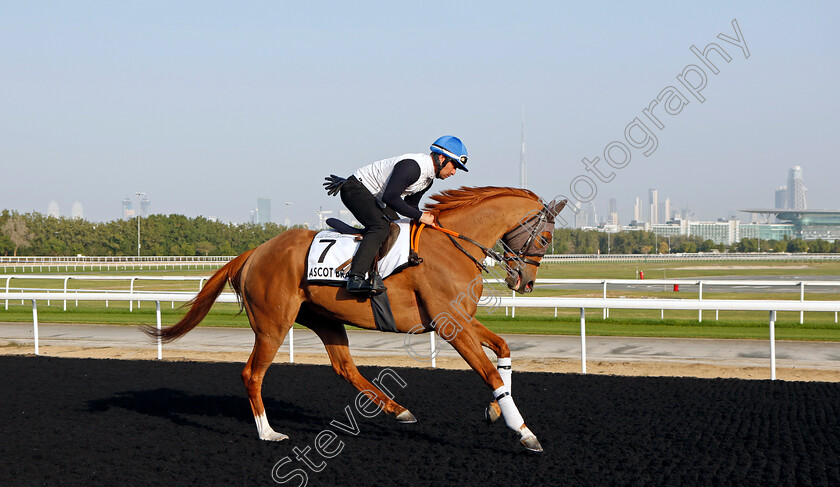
145, 186, 565, 452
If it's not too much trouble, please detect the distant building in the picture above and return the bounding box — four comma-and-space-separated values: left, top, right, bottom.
741, 209, 840, 241
633, 197, 643, 223
775, 186, 788, 209
739, 223, 795, 241
576, 202, 597, 228
651, 221, 685, 239
652, 219, 741, 246
257, 198, 271, 224
71, 201, 83, 220
664, 197, 672, 222
140, 196, 151, 217
787, 166, 806, 210
608, 198, 618, 226
47, 200, 59, 218
648, 189, 659, 224
122, 197, 134, 219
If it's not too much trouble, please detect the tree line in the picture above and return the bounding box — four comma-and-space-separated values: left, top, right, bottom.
0, 210, 292, 257
545, 228, 836, 255
1, 209, 836, 257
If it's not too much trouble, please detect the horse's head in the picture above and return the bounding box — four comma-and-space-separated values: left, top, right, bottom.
499, 198, 567, 294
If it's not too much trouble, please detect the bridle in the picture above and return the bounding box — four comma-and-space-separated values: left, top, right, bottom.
420, 203, 557, 273
499, 206, 556, 269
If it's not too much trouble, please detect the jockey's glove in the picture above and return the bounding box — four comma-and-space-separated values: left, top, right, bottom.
323, 175, 347, 196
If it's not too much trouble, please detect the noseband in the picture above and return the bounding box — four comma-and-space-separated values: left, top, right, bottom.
500, 206, 555, 268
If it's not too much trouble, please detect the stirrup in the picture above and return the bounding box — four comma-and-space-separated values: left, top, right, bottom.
368, 274, 387, 295
346, 275, 373, 294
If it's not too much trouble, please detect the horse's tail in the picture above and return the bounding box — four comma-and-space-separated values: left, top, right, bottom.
142, 249, 254, 344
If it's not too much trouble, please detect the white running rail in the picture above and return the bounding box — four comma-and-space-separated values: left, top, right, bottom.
3, 290, 839, 380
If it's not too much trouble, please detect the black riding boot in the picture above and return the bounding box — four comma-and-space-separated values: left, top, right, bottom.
346, 273, 374, 294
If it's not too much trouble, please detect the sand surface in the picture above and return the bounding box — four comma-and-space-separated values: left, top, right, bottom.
3, 343, 837, 382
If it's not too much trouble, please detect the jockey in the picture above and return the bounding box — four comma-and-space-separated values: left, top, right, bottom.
329, 136, 468, 294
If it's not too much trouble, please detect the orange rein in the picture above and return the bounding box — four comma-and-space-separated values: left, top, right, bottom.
411, 220, 501, 273
411, 221, 460, 252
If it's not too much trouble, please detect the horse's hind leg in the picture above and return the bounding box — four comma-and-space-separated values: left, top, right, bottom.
301, 312, 415, 423
242, 331, 288, 440
240, 286, 298, 440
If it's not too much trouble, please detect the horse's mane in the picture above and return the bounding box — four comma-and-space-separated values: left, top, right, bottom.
424, 186, 541, 214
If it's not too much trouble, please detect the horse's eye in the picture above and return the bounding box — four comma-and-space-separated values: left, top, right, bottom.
535, 231, 552, 249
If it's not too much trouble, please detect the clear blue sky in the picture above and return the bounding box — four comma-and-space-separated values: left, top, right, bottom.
1, 1, 837, 226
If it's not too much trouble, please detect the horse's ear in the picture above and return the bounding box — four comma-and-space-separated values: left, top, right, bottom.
547, 199, 568, 219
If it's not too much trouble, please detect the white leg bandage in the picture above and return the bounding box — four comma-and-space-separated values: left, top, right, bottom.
497, 357, 512, 394
254, 412, 288, 441
493, 386, 524, 431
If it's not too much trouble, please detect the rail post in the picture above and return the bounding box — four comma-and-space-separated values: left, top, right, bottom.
32, 299, 39, 356
698, 281, 703, 323
63, 277, 70, 311
156, 301, 162, 360
769, 310, 777, 380
4, 276, 10, 310
580, 307, 586, 374
129, 278, 136, 312
511, 290, 516, 318
800, 282, 805, 324
603, 280, 608, 319
430, 332, 436, 368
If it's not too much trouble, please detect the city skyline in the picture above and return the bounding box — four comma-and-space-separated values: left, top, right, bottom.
581, 165, 817, 229
26, 163, 820, 230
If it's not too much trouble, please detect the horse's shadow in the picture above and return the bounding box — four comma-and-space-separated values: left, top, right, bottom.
84, 389, 524, 454
85, 388, 324, 435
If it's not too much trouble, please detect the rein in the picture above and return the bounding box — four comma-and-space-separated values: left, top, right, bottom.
412, 208, 552, 272
412, 222, 501, 272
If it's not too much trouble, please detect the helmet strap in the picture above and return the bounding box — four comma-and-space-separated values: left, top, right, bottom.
433, 154, 447, 178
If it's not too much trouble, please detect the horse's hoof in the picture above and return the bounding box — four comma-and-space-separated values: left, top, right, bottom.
396, 410, 417, 424
520, 434, 543, 453
260, 431, 289, 442
485, 401, 501, 425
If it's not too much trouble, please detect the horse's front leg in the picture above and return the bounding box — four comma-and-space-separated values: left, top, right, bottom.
471, 322, 512, 426
440, 319, 542, 452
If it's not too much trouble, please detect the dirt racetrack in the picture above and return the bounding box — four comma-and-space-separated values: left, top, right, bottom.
2, 356, 839, 486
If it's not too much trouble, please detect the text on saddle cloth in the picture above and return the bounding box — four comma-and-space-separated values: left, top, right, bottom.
305, 220, 413, 284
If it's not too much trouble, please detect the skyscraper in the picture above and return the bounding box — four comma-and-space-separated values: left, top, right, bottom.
608, 198, 618, 225
71, 201, 84, 220
47, 200, 59, 218
140, 196, 151, 217
664, 197, 672, 222
775, 186, 788, 209
122, 196, 134, 219
649, 189, 659, 224
257, 198, 271, 224
634, 197, 643, 223
787, 166, 806, 210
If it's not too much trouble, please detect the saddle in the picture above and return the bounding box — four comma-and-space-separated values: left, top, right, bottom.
325, 218, 404, 273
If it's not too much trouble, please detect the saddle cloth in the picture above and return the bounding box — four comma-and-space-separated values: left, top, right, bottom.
306, 220, 412, 285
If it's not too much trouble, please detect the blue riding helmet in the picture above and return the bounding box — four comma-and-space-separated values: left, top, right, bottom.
430, 135, 469, 172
